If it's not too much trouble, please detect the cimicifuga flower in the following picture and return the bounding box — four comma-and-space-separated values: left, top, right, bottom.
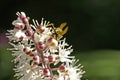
6, 12, 85, 80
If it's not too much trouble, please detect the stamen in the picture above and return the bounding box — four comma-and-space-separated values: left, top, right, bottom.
44, 20, 46, 26
32, 19, 37, 27
36, 20, 39, 26
31, 25, 36, 30
41, 18, 44, 25
16, 12, 20, 16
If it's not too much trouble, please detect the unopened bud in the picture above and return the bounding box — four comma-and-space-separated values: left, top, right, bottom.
23, 47, 34, 56
38, 41, 45, 50
33, 55, 40, 65
37, 25, 45, 33
43, 68, 50, 76
19, 12, 26, 20
14, 25, 24, 30
59, 65, 66, 72
48, 55, 55, 63
48, 37, 53, 42
19, 36, 24, 40
15, 30, 26, 40
23, 47, 30, 52
22, 18, 28, 24
26, 29, 33, 36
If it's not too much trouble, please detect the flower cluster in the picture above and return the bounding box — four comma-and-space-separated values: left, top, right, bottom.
6, 12, 85, 80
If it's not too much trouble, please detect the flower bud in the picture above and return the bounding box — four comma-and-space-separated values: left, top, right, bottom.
47, 37, 52, 42
59, 65, 66, 72
36, 25, 45, 33
43, 68, 50, 76
19, 36, 24, 40
18, 12, 29, 24
22, 18, 28, 24
19, 12, 26, 20
23, 47, 30, 52
47, 37, 58, 49
14, 25, 24, 30
38, 41, 45, 50
23, 47, 34, 56
15, 30, 26, 40
48, 55, 55, 63
33, 55, 40, 65
12, 19, 25, 31
26, 29, 33, 36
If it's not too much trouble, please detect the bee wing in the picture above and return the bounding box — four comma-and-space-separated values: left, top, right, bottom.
61, 26, 68, 36
59, 22, 67, 29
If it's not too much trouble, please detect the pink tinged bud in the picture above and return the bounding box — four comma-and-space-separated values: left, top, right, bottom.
14, 25, 24, 30
33, 55, 39, 60
19, 12, 26, 20
22, 18, 28, 24
15, 30, 26, 39
37, 25, 45, 33
43, 68, 49, 73
39, 45, 44, 49
12, 20, 25, 30
23, 47, 35, 56
23, 47, 30, 52
26, 29, 33, 36
59, 65, 66, 72
18, 13, 28, 24
43, 68, 50, 76
48, 55, 54, 62
38, 41, 43, 45
37, 25, 42, 29
48, 37, 53, 42
38, 41, 45, 50
33, 55, 40, 65
55, 56, 59, 60
47, 38, 58, 49
19, 36, 24, 40
33, 62, 39, 65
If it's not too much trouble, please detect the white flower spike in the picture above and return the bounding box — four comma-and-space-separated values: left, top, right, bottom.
6, 12, 85, 80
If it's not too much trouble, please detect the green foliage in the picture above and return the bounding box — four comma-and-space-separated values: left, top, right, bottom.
75, 50, 120, 80
0, 47, 14, 80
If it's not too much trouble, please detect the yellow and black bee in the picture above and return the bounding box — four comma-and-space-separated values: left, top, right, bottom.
48, 22, 68, 41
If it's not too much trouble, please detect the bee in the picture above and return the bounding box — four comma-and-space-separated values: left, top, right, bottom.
48, 22, 68, 41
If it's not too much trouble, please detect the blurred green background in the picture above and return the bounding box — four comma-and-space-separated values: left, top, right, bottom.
0, 0, 120, 80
